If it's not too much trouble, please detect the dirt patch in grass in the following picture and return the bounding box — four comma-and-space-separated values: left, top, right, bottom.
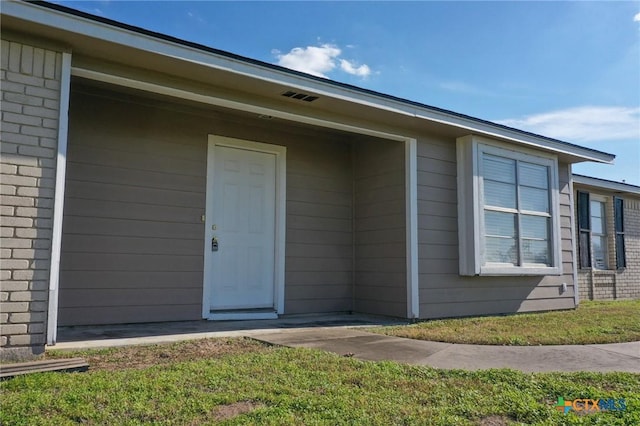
46, 337, 271, 371
476, 415, 513, 425
211, 401, 265, 421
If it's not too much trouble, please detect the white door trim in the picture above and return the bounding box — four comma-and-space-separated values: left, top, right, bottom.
203, 135, 286, 320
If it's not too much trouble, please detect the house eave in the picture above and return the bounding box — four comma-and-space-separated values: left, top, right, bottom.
573, 174, 640, 196
2, 1, 615, 164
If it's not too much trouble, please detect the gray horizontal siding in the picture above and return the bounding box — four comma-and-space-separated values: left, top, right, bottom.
353, 138, 406, 318
62, 234, 202, 255
66, 180, 203, 207
420, 297, 575, 319
61, 253, 203, 272
59, 89, 206, 325
416, 136, 576, 319
285, 271, 352, 286
283, 137, 353, 314
60, 271, 203, 289
58, 305, 203, 326
60, 288, 202, 308
63, 216, 204, 240
64, 197, 203, 224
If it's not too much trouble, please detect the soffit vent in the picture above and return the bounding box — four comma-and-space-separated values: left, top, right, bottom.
281, 90, 319, 102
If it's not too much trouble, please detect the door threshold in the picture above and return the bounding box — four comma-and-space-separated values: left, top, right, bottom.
207, 309, 278, 321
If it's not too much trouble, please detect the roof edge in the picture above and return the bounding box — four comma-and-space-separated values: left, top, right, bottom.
6, 1, 616, 164
573, 174, 640, 195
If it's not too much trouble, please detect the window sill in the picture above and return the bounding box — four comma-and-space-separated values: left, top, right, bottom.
479, 265, 562, 276
580, 268, 618, 275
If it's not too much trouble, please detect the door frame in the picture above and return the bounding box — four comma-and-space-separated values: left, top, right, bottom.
202, 135, 287, 320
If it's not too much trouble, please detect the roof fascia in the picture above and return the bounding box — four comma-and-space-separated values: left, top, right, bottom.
573, 174, 640, 196
4, 1, 615, 164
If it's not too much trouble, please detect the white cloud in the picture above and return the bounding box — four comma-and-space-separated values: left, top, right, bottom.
340, 59, 371, 77
275, 44, 372, 79
275, 44, 340, 78
634, 12, 640, 22
496, 106, 640, 142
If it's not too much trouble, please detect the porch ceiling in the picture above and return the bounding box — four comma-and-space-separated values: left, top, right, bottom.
71, 77, 382, 146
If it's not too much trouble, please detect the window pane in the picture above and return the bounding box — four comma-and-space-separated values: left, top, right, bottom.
522, 239, 550, 265
590, 200, 604, 218
485, 211, 516, 237
484, 155, 515, 183
592, 219, 603, 235
590, 201, 605, 234
485, 237, 517, 264
593, 235, 607, 269
520, 187, 549, 213
484, 180, 516, 208
521, 215, 549, 239
519, 162, 548, 189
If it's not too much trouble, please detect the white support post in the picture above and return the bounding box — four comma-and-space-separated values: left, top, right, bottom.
405, 138, 419, 319
47, 51, 72, 346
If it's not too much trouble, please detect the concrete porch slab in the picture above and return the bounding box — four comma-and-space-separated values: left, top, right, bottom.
50, 314, 405, 351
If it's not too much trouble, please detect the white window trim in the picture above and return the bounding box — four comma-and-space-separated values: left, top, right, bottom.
457, 135, 563, 276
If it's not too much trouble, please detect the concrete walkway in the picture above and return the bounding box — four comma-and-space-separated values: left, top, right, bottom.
51, 316, 640, 373
254, 328, 640, 373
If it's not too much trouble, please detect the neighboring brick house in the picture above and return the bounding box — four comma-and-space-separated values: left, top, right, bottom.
573, 175, 640, 301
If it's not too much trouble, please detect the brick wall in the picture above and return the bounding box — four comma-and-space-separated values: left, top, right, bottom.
1, 39, 63, 360
576, 191, 640, 302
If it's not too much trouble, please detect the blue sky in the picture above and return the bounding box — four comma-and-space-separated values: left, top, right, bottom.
57, 1, 640, 184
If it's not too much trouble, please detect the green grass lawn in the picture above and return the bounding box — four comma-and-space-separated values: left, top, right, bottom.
2, 338, 639, 425
371, 300, 640, 346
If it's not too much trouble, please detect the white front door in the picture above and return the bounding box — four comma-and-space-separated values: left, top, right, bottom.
208, 143, 276, 311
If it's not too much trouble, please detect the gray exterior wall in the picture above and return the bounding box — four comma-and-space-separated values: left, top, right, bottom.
58, 85, 355, 325
416, 136, 576, 319
0, 38, 63, 360
284, 133, 353, 314
353, 139, 407, 317
58, 89, 206, 325
574, 187, 640, 301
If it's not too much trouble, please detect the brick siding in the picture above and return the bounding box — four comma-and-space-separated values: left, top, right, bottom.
1, 39, 62, 361
576, 192, 640, 301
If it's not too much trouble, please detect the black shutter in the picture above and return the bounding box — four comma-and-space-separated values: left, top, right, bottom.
577, 191, 591, 268
614, 197, 626, 269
